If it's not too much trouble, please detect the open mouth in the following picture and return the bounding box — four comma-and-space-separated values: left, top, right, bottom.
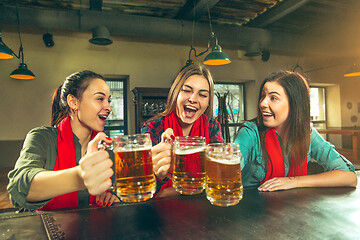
262, 112, 273, 118
98, 114, 108, 122
184, 105, 197, 118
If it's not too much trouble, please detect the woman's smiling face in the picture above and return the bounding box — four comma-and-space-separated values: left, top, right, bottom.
75, 78, 112, 132
175, 75, 210, 127
259, 81, 290, 135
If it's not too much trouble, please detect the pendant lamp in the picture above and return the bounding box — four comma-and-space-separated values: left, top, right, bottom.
244, 42, 261, 57
89, 25, 113, 45
0, 42, 13, 59
0, 5, 36, 80
181, 2, 230, 70
203, 43, 231, 65
10, 63, 35, 80
344, 63, 360, 77
202, 4, 230, 66
0, 29, 14, 59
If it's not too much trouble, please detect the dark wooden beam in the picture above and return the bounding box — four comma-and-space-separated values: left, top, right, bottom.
175, 0, 220, 20
246, 0, 310, 28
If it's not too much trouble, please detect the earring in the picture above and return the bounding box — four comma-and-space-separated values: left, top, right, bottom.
73, 108, 77, 113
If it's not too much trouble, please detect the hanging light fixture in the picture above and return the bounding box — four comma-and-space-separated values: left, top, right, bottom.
202, 2, 230, 66
244, 42, 261, 57
203, 32, 231, 65
181, 0, 230, 70
89, 25, 113, 45
0, 4, 35, 80
344, 63, 360, 77
0, 29, 14, 59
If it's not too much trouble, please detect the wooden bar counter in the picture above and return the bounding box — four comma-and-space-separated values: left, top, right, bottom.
1, 172, 359, 240
317, 128, 360, 163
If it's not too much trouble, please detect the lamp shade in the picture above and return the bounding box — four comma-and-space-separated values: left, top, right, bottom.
203, 45, 231, 66
89, 25, 113, 45
10, 63, 35, 80
244, 42, 261, 57
344, 63, 360, 77
0, 42, 13, 59
180, 59, 194, 72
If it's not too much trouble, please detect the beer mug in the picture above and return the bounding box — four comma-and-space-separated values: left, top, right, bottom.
172, 136, 207, 195
205, 143, 243, 207
99, 134, 156, 202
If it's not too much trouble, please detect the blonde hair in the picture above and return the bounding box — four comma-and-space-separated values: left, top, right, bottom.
149, 63, 214, 121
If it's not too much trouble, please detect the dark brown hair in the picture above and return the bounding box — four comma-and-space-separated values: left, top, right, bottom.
256, 71, 311, 172
51, 70, 106, 126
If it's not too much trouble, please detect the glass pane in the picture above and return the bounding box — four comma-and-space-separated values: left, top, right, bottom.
106, 81, 124, 127
213, 83, 245, 141
310, 87, 326, 122
213, 84, 244, 124
108, 129, 124, 138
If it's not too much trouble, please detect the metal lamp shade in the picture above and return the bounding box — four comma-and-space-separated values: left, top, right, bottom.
10, 63, 35, 80
203, 45, 231, 66
89, 25, 113, 45
344, 63, 360, 77
244, 42, 261, 57
180, 59, 194, 72
0, 42, 13, 59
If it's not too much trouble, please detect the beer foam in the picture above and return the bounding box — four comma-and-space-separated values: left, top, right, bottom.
115, 146, 151, 152
207, 156, 240, 165
175, 147, 205, 155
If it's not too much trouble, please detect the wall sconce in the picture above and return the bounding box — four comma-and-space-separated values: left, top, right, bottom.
89, 25, 113, 45
0, 7, 36, 80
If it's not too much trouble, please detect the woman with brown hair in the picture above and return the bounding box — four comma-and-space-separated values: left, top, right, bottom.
141, 64, 223, 192
8, 70, 119, 210
235, 71, 357, 191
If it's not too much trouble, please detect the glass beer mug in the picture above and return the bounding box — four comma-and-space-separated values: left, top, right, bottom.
172, 136, 207, 195
99, 133, 156, 202
205, 143, 243, 207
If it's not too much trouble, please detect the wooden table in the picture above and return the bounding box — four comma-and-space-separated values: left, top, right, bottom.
317, 128, 360, 163
1, 173, 359, 240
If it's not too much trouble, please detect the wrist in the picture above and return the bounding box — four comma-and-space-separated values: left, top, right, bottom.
74, 166, 86, 190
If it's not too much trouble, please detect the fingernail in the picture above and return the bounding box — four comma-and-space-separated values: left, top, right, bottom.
99, 202, 102, 207
171, 135, 175, 140
106, 137, 112, 141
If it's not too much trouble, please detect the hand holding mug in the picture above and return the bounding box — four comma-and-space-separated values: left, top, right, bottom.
151, 128, 174, 180
79, 132, 114, 195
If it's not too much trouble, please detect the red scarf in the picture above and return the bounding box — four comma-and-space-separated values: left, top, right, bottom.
262, 128, 307, 183
39, 115, 97, 210
163, 112, 210, 143
159, 112, 210, 190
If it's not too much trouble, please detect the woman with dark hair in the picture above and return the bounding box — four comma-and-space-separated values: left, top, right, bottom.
141, 64, 223, 193
7, 70, 119, 210
235, 71, 357, 191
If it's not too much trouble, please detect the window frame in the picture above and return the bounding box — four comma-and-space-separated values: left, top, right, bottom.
103, 75, 129, 136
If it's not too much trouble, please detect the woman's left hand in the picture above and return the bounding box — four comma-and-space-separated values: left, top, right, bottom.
95, 191, 120, 207
258, 177, 298, 192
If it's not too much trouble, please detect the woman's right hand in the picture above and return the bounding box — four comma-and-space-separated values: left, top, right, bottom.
151, 128, 175, 180
79, 132, 114, 195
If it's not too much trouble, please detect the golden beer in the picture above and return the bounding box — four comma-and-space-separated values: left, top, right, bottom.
114, 134, 155, 202
205, 143, 243, 207
172, 136, 206, 195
